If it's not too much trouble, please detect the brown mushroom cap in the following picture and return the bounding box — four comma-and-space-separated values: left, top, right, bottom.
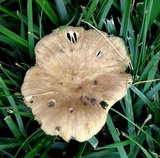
21, 26, 132, 142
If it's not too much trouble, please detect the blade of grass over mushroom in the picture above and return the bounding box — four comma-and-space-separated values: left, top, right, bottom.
0, 25, 29, 48
36, 0, 59, 26
84, 0, 98, 22
107, 114, 128, 158
0, 77, 25, 136
27, 0, 35, 64
91, 15, 98, 28
96, 0, 113, 29
55, 0, 69, 24
119, 0, 132, 40
81, 20, 129, 61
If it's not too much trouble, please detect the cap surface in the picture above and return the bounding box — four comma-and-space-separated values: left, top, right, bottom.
21, 26, 132, 142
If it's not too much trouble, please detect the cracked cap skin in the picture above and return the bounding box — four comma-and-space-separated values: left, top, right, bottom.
21, 26, 132, 142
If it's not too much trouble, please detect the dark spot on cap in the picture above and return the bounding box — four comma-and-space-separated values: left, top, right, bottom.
90, 98, 96, 105
77, 85, 82, 89
84, 96, 90, 100
60, 49, 65, 53
80, 96, 92, 106
55, 126, 61, 131
83, 102, 87, 106
60, 82, 63, 85
93, 80, 98, 85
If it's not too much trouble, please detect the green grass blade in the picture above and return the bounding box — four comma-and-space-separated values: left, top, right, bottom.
0, 25, 29, 48
119, 0, 132, 40
97, 0, 114, 29
139, 51, 160, 81
130, 85, 160, 118
24, 135, 51, 158
75, 142, 87, 158
88, 136, 98, 149
145, 128, 155, 152
0, 6, 19, 19
17, 11, 40, 36
4, 116, 23, 141
84, 0, 98, 22
124, 90, 136, 150
96, 139, 132, 150
36, 0, 59, 26
111, 108, 160, 146
107, 114, 128, 158
0, 65, 20, 88
0, 149, 14, 158
40, 137, 55, 158
133, 82, 160, 113
148, 0, 160, 28
55, 0, 69, 24
81, 149, 119, 158
123, 132, 153, 158
27, 0, 35, 65
0, 77, 25, 136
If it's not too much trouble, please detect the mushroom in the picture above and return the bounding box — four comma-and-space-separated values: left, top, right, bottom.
21, 26, 132, 142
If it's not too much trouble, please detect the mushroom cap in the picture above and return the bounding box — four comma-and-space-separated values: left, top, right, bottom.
21, 26, 132, 142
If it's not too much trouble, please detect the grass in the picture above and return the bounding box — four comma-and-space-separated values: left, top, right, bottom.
0, 0, 160, 157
